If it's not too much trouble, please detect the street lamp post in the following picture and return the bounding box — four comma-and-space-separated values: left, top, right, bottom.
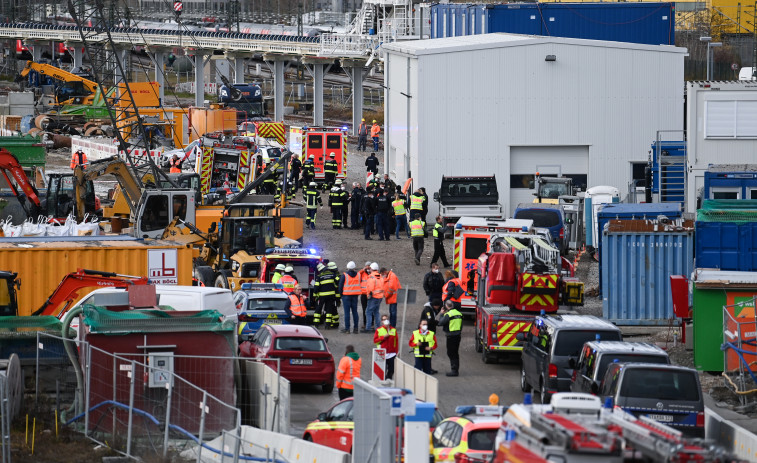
700, 36, 723, 80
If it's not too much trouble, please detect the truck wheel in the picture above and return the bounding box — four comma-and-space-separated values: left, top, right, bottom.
194, 267, 214, 287
481, 347, 493, 364
520, 364, 531, 393
475, 334, 482, 353
214, 274, 230, 289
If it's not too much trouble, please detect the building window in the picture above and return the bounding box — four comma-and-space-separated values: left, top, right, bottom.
705, 100, 757, 139
711, 188, 740, 200
749, 189, 757, 200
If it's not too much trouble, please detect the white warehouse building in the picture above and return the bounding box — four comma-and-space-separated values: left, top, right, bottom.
382, 33, 686, 216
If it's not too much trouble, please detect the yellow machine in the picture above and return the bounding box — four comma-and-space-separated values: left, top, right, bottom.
74, 157, 143, 221
532, 174, 574, 205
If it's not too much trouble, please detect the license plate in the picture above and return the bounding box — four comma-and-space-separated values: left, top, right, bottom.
290, 359, 312, 365
264, 320, 283, 325
648, 414, 674, 422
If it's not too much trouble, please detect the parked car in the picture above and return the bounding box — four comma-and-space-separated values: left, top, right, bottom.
598, 363, 704, 437
518, 314, 622, 404
570, 341, 669, 394
233, 283, 291, 340
239, 324, 335, 393
303, 396, 444, 454
432, 406, 503, 462
513, 203, 568, 254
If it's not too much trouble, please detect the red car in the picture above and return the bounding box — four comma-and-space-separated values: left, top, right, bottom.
239, 324, 335, 393
303, 397, 444, 454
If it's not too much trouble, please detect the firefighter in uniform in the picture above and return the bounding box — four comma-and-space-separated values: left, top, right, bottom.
437, 299, 463, 376
328, 180, 344, 229
314, 262, 340, 328
339, 181, 350, 228
285, 284, 309, 325
305, 182, 322, 229
271, 264, 285, 284
323, 152, 339, 191
279, 266, 297, 294
409, 320, 437, 374
301, 154, 316, 191
262, 161, 277, 194
431, 215, 450, 267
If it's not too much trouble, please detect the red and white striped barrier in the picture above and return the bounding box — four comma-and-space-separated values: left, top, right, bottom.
372, 348, 386, 382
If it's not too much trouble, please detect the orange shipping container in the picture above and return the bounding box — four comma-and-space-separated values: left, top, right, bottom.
0, 239, 194, 316
117, 82, 161, 108
188, 107, 238, 142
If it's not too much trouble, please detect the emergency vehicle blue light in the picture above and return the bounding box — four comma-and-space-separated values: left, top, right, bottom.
603, 397, 614, 409
309, 248, 317, 255
596, 334, 601, 342
454, 405, 475, 416
522, 226, 528, 232
241, 283, 252, 290
523, 393, 533, 405
455, 223, 462, 229
341, 126, 348, 131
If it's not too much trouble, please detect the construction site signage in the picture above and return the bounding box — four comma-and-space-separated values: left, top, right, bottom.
148, 249, 178, 284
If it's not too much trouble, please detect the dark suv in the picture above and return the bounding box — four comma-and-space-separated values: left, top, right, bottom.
598, 363, 704, 437
518, 314, 622, 404
570, 341, 669, 394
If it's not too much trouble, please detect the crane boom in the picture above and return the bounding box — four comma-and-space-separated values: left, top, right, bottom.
20, 60, 99, 94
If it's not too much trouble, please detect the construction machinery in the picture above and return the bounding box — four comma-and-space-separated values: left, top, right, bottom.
531, 173, 575, 204
0, 147, 44, 219
19, 60, 108, 107
474, 232, 583, 362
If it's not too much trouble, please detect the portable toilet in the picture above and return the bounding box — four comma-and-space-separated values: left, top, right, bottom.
584, 186, 620, 250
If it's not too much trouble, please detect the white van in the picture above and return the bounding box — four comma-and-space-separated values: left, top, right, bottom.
739, 67, 756, 81
65, 285, 237, 336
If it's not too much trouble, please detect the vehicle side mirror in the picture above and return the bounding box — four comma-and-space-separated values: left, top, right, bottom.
590, 382, 599, 394
515, 332, 525, 342
565, 217, 574, 225
568, 358, 576, 368
528, 181, 535, 189
433, 192, 439, 201
317, 412, 327, 421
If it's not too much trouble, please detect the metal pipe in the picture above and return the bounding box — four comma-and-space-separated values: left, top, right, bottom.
126, 360, 136, 457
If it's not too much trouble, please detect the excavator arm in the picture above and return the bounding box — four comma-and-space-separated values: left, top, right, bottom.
31, 268, 151, 317
0, 148, 43, 217
20, 61, 100, 94
73, 156, 143, 221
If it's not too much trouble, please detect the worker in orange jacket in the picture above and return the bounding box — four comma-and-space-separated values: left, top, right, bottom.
442, 270, 464, 311
70, 149, 88, 169
336, 345, 361, 400
370, 120, 381, 151
381, 267, 402, 328
363, 262, 383, 333
169, 154, 182, 173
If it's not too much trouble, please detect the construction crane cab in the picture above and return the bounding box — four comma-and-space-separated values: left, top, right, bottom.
45, 173, 100, 219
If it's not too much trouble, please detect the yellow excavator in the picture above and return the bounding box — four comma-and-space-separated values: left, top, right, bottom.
19, 61, 111, 106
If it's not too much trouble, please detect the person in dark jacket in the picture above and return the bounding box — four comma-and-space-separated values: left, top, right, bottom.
423, 263, 446, 302
420, 299, 442, 334
361, 188, 377, 240
365, 152, 379, 177
437, 299, 463, 377
420, 187, 429, 223
350, 182, 365, 230
289, 154, 302, 191
375, 189, 391, 241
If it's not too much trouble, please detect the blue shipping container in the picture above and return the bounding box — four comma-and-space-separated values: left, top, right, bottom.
430, 2, 675, 45
602, 231, 694, 325
695, 221, 757, 271
597, 203, 682, 288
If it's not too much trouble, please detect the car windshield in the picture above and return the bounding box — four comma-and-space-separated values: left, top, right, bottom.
467, 428, 498, 451
246, 297, 288, 312
275, 337, 326, 352
619, 368, 700, 401
596, 354, 668, 380
554, 330, 621, 357
539, 182, 570, 198
514, 209, 560, 228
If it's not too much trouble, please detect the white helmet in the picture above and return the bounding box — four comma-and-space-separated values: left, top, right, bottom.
370, 262, 379, 271
346, 261, 356, 270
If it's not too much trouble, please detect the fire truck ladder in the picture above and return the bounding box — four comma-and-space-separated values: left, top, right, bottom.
607, 411, 723, 462
532, 237, 560, 267
529, 412, 621, 455
67, 0, 176, 189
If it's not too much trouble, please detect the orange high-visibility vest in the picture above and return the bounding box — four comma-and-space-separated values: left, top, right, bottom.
70, 151, 88, 169
382, 271, 401, 304
370, 124, 380, 137
342, 272, 362, 296
366, 272, 384, 299
336, 356, 362, 390
443, 278, 463, 303
288, 294, 307, 318
279, 275, 297, 294
360, 270, 371, 295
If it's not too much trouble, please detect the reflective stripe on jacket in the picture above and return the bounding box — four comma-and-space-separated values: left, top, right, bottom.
410, 220, 425, 238
443, 278, 463, 303
288, 294, 307, 318
335, 356, 361, 390
342, 272, 362, 296
409, 330, 436, 358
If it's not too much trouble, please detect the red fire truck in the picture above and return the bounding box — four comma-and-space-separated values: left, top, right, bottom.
289, 126, 347, 183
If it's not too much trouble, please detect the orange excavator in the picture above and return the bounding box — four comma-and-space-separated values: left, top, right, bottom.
0, 268, 151, 318
0, 147, 44, 219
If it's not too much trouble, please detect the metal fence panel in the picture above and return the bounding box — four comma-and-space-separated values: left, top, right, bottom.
394, 359, 438, 404
353, 378, 394, 463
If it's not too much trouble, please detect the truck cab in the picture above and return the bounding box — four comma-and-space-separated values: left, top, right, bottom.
434, 176, 503, 230
133, 189, 198, 239
531, 175, 574, 204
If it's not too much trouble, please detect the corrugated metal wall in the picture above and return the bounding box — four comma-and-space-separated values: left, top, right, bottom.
384, 36, 685, 217
0, 241, 194, 316
430, 3, 675, 45
601, 231, 694, 325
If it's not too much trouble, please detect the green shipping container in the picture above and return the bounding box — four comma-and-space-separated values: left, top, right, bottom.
693, 269, 757, 372
0, 136, 45, 168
